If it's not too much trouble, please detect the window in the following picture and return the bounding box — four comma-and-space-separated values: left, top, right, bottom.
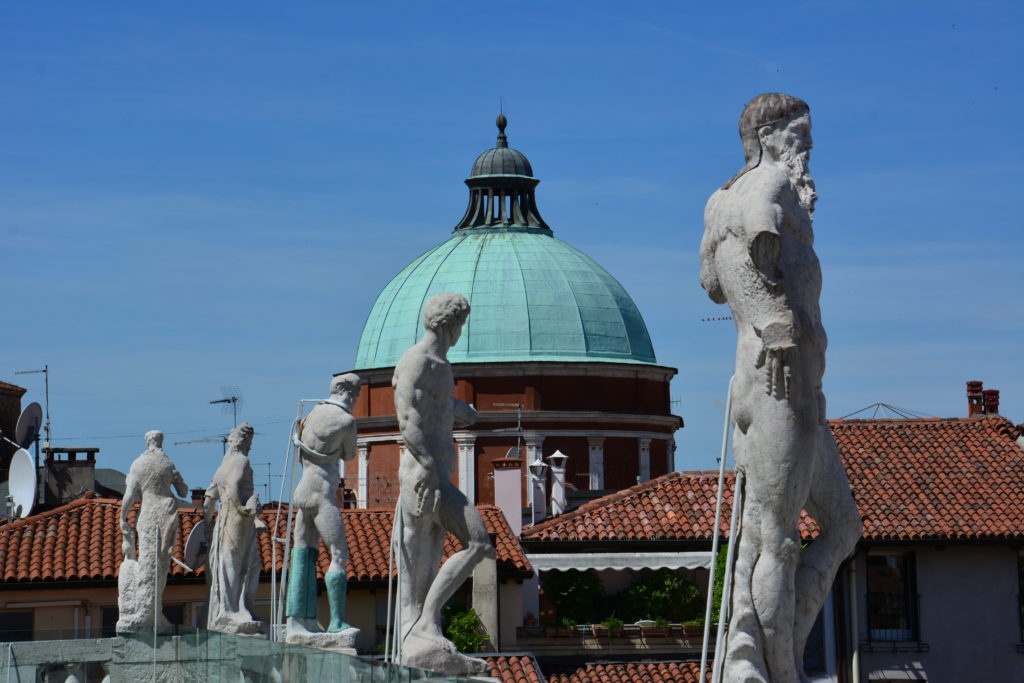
101, 607, 118, 637
866, 553, 919, 641
0, 611, 33, 641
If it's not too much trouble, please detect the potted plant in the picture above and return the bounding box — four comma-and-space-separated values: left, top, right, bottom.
681, 618, 704, 639
637, 617, 670, 638
596, 616, 624, 640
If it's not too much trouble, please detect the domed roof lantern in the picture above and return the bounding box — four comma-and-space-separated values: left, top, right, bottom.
455, 115, 550, 231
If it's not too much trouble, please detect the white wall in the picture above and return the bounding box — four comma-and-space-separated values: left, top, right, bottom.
856, 545, 1020, 683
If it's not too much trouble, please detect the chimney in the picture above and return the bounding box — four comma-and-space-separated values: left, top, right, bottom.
983, 389, 1000, 416
191, 488, 207, 506
43, 447, 98, 506
528, 456, 548, 523
967, 381, 984, 417
547, 450, 568, 517
491, 456, 523, 537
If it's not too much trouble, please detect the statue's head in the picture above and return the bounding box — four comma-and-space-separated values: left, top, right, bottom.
423, 292, 471, 346
739, 93, 810, 163
227, 422, 255, 455
144, 430, 164, 449
330, 373, 361, 400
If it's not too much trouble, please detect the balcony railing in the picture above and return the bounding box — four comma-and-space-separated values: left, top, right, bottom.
866, 592, 920, 642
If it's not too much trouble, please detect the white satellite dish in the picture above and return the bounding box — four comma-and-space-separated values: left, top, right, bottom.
183, 519, 211, 571
8, 449, 36, 518
15, 402, 42, 448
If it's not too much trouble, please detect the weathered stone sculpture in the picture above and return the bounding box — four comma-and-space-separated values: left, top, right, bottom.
700, 93, 862, 682
117, 430, 188, 634
393, 292, 493, 676
285, 373, 361, 650
203, 422, 266, 635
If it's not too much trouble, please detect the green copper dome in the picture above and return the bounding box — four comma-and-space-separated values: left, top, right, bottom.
353, 117, 657, 370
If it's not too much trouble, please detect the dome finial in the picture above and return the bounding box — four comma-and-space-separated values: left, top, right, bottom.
496, 113, 508, 148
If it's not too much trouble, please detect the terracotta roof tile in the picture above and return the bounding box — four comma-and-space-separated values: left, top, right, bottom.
524, 417, 1024, 544
546, 661, 710, 683
0, 500, 530, 583
484, 654, 544, 683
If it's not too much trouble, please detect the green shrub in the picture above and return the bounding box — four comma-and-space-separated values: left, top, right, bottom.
542, 569, 605, 624
443, 606, 489, 653
613, 568, 702, 623
711, 543, 728, 625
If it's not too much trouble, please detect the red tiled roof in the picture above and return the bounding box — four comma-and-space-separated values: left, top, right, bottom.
547, 660, 709, 683
836, 417, 1024, 540
0, 498, 530, 583
484, 654, 544, 683
524, 470, 738, 543
0, 381, 27, 396
524, 417, 1024, 544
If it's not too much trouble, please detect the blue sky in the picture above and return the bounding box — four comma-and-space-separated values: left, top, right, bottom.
3, 2, 1022, 494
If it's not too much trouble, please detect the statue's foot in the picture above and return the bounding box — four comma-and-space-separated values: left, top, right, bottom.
286, 617, 358, 652
400, 631, 489, 677
212, 615, 266, 635
286, 616, 321, 636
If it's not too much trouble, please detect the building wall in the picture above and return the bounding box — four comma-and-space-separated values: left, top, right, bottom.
855, 545, 1021, 682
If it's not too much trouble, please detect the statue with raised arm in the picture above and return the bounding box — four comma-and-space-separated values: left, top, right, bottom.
393, 292, 493, 676
117, 430, 188, 634
203, 422, 266, 635
701, 93, 862, 683
285, 373, 361, 650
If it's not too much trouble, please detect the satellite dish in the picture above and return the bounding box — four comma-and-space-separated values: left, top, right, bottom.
183, 519, 211, 571
8, 449, 36, 518
15, 402, 42, 448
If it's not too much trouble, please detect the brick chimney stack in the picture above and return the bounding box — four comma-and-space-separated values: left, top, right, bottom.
967, 381, 984, 417
983, 389, 1000, 416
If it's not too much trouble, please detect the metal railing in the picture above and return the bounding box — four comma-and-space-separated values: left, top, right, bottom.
866, 592, 920, 642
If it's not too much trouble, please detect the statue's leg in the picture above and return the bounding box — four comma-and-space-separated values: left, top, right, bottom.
723, 486, 769, 683
399, 504, 442, 641
792, 429, 861, 675
313, 501, 353, 632
744, 419, 811, 683
286, 510, 319, 622
415, 484, 493, 639
723, 427, 769, 683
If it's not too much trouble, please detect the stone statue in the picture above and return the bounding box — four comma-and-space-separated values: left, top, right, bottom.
285, 373, 361, 650
392, 292, 493, 676
203, 422, 266, 635
700, 93, 862, 682
116, 430, 188, 634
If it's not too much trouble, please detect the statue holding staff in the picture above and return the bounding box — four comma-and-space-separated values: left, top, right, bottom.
701, 93, 862, 682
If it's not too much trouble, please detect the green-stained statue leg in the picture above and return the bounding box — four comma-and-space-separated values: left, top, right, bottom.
286, 547, 318, 620
325, 570, 352, 632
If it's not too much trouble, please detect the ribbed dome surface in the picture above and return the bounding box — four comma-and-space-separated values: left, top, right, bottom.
470, 146, 533, 177
355, 228, 657, 369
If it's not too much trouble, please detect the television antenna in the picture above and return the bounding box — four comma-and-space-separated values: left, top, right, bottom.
173, 434, 229, 454
14, 366, 50, 447
493, 402, 524, 458
210, 386, 242, 429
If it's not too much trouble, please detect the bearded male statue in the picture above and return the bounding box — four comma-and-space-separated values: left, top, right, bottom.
700, 93, 862, 683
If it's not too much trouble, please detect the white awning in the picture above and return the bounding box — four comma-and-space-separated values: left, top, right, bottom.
527, 551, 712, 573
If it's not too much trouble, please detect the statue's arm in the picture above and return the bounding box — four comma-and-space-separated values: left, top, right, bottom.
339, 419, 359, 463
169, 465, 188, 498
700, 197, 727, 305
202, 483, 219, 526
742, 191, 800, 398
120, 472, 140, 559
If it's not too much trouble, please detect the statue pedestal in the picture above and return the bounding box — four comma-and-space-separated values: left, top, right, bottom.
285, 626, 359, 656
